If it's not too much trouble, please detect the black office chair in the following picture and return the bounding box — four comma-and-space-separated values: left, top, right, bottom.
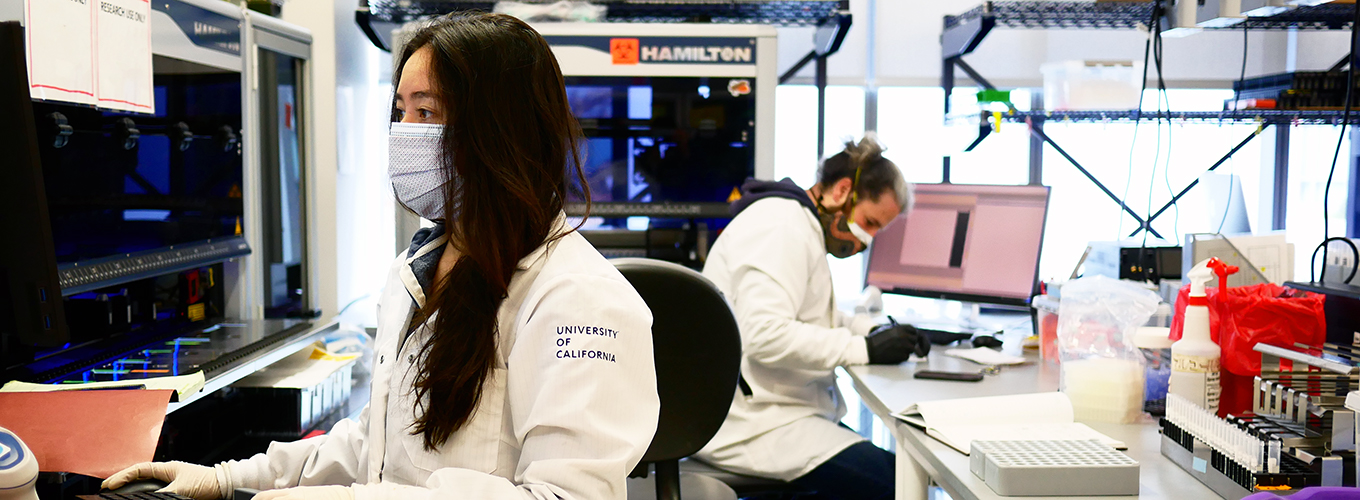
613, 258, 743, 500
678, 459, 809, 499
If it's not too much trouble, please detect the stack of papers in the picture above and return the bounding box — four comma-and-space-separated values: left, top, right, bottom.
0, 371, 205, 401
234, 343, 359, 389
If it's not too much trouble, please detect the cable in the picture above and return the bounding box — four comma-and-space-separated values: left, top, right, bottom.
1217, 164, 1234, 234
1213, 25, 1249, 236
1139, 0, 1168, 282
1232, 24, 1248, 121
1145, 102, 1162, 251
1152, 7, 1177, 246
337, 293, 372, 317
1311, 237, 1360, 285
1161, 87, 1178, 242
1119, 5, 1159, 240
1322, 3, 1360, 284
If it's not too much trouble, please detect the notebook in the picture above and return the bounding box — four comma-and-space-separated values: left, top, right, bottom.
893, 392, 1127, 455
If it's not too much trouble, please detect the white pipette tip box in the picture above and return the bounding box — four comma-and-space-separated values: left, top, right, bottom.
970, 439, 1140, 496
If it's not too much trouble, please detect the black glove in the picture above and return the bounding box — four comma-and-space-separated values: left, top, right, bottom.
866, 318, 931, 365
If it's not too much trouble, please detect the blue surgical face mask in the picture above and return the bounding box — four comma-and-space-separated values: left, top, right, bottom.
388, 122, 450, 220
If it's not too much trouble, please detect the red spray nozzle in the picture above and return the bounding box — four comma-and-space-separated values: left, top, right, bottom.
1206, 258, 1240, 289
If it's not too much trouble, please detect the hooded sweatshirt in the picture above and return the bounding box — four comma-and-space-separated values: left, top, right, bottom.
730, 177, 817, 217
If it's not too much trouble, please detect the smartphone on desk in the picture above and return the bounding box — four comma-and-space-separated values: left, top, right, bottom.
913, 370, 984, 382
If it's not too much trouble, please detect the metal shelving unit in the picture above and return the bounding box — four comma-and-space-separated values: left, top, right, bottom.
358, 0, 848, 52
940, 0, 1358, 239
944, 1, 1352, 33
366, 0, 847, 25
983, 109, 1355, 125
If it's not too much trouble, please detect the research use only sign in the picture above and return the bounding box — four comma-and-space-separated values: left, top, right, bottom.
24, 0, 97, 105
24, 0, 153, 113
94, 0, 152, 113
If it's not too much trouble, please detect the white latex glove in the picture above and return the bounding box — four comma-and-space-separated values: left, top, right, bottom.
253, 485, 355, 500
855, 285, 883, 315
102, 461, 224, 500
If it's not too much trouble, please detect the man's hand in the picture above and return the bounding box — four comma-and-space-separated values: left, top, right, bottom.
866, 319, 930, 365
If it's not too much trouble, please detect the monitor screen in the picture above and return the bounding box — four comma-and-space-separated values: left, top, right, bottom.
865, 183, 1051, 306
563, 76, 755, 208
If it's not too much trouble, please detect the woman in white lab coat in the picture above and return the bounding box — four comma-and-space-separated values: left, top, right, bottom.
104, 13, 660, 500
693, 136, 922, 500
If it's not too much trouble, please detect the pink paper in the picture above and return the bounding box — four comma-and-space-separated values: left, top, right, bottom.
0, 389, 172, 478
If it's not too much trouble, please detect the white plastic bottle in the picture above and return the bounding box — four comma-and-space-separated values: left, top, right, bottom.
1170, 259, 1222, 413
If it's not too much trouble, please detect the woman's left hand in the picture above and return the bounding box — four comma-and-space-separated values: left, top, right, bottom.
252, 485, 354, 500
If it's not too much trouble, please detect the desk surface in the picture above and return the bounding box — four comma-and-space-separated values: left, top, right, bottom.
846, 353, 1220, 500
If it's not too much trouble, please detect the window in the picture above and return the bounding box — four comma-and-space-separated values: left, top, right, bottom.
878, 87, 1346, 283
785, 84, 1351, 301
1037, 90, 1264, 280
775, 85, 871, 301
774, 85, 867, 186
1286, 126, 1351, 281
877, 86, 1032, 186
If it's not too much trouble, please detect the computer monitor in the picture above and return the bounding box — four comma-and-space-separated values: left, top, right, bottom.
865, 183, 1051, 307
536, 23, 778, 220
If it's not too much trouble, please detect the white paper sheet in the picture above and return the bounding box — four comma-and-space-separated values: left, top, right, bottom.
0, 371, 205, 401
24, 0, 97, 105
94, 0, 152, 113
944, 347, 1028, 366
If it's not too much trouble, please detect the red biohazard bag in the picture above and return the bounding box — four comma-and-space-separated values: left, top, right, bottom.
1169, 283, 1326, 416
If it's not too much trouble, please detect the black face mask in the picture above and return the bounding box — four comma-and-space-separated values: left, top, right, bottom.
813, 165, 874, 259
816, 200, 866, 259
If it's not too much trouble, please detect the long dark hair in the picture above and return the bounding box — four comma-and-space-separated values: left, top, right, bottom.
392, 12, 589, 450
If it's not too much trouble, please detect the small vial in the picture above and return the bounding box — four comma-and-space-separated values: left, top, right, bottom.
1268, 439, 1281, 474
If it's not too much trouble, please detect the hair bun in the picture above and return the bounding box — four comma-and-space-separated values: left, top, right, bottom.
843, 133, 886, 171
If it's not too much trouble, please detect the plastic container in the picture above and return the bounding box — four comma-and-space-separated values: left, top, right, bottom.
1134, 326, 1174, 416
1056, 275, 1159, 424
1062, 358, 1144, 424
1147, 302, 1172, 328
1031, 294, 1061, 364
1040, 60, 1143, 111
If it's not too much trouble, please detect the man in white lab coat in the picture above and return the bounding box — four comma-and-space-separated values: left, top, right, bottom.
694, 136, 925, 499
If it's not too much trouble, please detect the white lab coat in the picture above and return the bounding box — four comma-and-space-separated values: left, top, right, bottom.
693, 197, 877, 481
217, 220, 660, 500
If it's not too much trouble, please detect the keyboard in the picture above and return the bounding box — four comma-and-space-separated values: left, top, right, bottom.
78, 494, 192, 500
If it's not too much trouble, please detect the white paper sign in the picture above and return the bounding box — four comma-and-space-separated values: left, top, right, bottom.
94, 0, 152, 113
24, 0, 97, 105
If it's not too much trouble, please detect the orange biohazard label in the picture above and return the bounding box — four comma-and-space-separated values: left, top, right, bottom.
727, 187, 742, 203
610, 38, 640, 65
728, 79, 752, 97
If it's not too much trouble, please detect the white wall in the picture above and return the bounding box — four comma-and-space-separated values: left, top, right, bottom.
282, 0, 393, 327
